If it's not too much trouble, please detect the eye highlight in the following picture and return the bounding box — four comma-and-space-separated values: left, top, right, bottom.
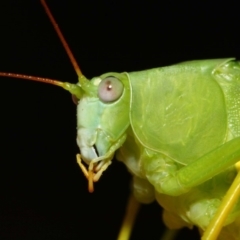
98, 77, 123, 103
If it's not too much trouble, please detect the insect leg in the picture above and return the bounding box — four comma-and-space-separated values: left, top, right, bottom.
201, 162, 240, 240
152, 137, 240, 196
117, 194, 141, 240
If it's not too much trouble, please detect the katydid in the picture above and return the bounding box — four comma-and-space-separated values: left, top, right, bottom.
1, 1, 240, 240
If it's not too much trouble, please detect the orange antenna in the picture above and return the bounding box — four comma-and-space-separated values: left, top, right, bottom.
0, 0, 86, 97
0, 72, 84, 99
40, 0, 83, 78
0, 72, 64, 87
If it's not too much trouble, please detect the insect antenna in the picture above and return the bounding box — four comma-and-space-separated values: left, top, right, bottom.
0, 0, 86, 101
0, 0, 85, 86
40, 0, 83, 78
0, 72, 65, 87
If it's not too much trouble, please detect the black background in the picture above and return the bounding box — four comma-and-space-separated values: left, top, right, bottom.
0, 1, 239, 239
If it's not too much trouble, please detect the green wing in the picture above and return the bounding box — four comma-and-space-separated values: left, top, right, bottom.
129, 59, 228, 165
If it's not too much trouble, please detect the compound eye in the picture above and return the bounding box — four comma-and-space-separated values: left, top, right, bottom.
98, 77, 123, 103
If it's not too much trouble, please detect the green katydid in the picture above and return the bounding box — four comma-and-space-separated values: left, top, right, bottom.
2, 1, 240, 240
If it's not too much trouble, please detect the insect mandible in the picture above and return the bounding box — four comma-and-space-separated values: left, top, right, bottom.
1, 1, 240, 240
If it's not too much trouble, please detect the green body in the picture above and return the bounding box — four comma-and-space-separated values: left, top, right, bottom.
76, 59, 240, 238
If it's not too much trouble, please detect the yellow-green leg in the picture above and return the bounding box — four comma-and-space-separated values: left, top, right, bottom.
117, 194, 179, 240
117, 195, 141, 240
202, 162, 240, 240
